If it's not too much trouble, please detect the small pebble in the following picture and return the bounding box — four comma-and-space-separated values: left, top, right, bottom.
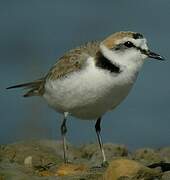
24, 156, 32, 168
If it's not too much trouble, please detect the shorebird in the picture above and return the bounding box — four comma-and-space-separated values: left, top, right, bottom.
7, 31, 164, 166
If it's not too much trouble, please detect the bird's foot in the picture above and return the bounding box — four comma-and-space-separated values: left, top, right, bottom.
91, 161, 109, 169
101, 161, 109, 167
34, 162, 56, 172
64, 159, 72, 164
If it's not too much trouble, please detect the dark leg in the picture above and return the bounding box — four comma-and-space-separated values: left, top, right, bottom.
61, 112, 69, 163
95, 117, 108, 167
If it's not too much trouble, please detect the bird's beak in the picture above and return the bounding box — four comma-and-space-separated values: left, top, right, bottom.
144, 50, 165, 61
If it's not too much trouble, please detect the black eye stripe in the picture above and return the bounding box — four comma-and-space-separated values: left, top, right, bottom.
114, 41, 134, 50
114, 42, 145, 54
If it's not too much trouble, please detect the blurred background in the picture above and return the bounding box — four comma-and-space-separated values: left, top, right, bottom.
1, 0, 170, 149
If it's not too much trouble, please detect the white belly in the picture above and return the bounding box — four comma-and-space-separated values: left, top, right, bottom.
43, 60, 137, 120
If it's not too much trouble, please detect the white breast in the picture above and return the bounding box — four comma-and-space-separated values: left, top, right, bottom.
43, 57, 138, 120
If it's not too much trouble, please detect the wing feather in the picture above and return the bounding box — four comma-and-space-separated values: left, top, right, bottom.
46, 41, 100, 80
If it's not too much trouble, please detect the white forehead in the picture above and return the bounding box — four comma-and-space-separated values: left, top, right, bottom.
117, 37, 148, 50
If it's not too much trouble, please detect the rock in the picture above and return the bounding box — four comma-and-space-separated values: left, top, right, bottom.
0, 140, 104, 179
24, 156, 32, 168
132, 148, 163, 166
56, 164, 87, 176
0, 140, 63, 169
158, 147, 170, 163
38, 163, 104, 179
161, 171, 170, 180
148, 162, 170, 172
0, 160, 37, 180
103, 159, 161, 180
1, 140, 170, 179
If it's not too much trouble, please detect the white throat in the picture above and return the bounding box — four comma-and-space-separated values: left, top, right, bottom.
100, 44, 145, 73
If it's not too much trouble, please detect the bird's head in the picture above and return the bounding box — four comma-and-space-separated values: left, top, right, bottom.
100, 31, 164, 68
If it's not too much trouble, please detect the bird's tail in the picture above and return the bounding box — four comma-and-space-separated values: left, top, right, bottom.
6, 78, 45, 97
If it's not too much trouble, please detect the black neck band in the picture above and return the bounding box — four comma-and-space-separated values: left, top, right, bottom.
96, 52, 120, 73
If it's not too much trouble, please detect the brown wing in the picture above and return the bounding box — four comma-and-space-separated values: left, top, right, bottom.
46, 41, 100, 80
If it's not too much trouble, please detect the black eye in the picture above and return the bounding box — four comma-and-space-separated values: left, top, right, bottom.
124, 41, 134, 48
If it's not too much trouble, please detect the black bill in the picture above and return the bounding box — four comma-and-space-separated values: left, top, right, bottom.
145, 50, 165, 60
